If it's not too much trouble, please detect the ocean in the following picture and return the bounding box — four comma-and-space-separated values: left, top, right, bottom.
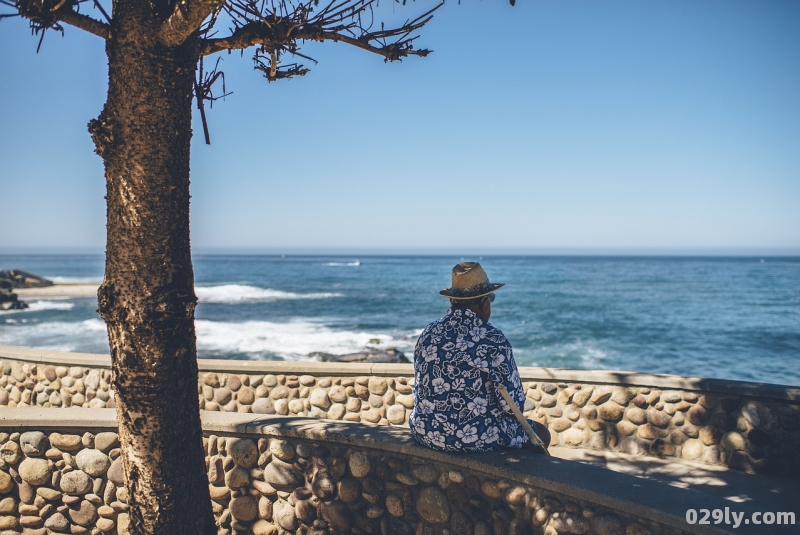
1, 254, 798, 386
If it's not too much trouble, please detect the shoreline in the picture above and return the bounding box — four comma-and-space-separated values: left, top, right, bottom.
14, 283, 100, 298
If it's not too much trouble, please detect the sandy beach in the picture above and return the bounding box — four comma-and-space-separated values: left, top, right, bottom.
14, 284, 100, 298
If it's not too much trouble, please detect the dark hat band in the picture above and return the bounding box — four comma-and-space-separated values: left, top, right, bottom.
440, 282, 504, 299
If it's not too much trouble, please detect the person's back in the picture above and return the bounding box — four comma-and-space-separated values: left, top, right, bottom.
409, 262, 550, 453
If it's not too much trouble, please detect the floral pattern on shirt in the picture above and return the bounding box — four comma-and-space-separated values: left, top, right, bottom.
409, 307, 530, 452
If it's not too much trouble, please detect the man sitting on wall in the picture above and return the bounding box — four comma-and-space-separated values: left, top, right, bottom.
409, 262, 551, 452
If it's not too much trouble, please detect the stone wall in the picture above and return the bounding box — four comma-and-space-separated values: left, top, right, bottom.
1, 346, 798, 479
0, 409, 716, 535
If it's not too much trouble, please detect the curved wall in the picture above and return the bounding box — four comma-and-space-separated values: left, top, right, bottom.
0, 408, 737, 535
1, 346, 798, 480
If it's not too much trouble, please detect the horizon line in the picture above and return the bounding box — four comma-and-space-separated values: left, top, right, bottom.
1, 247, 799, 257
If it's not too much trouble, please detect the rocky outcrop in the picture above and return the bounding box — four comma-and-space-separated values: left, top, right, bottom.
0, 269, 53, 288
310, 348, 410, 364
0, 269, 53, 310
0, 278, 27, 311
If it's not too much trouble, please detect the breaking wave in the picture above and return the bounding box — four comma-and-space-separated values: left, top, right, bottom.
195, 285, 343, 304
195, 319, 410, 360
0, 300, 75, 315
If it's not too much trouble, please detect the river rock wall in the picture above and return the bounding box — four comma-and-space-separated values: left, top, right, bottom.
0, 424, 686, 535
1, 354, 798, 480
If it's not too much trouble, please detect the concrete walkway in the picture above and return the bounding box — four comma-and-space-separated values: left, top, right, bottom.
550, 446, 799, 533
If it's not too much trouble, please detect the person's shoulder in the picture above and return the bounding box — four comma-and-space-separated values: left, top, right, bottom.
420, 313, 448, 337
482, 322, 510, 344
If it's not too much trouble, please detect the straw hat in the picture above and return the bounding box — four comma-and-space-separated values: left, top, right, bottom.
440, 262, 505, 300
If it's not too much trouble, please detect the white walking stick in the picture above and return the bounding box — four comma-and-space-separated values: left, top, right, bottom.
497, 385, 550, 455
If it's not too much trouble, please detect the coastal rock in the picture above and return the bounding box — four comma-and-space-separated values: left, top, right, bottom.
312, 349, 409, 364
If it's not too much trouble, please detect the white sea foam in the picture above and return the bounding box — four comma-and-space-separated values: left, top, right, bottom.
0, 300, 75, 315
46, 276, 103, 284
323, 261, 361, 267
195, 319, 409, 360
195, 285, 343, 304
27, 301, 75, 311
0, 319, 107, 353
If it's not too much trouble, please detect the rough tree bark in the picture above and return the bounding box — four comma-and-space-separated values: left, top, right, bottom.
91, 3, 214, 532
6, 0, 444, 531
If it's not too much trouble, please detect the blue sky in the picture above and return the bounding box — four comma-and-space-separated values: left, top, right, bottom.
1, 0, 798, 253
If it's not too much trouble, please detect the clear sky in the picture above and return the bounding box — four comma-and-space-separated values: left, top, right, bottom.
1, 0, 798, 254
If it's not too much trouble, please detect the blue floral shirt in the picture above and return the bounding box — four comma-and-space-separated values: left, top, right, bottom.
409, 307, 529, 452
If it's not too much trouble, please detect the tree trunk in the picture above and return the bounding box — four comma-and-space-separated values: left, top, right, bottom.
91, 1, 214, 533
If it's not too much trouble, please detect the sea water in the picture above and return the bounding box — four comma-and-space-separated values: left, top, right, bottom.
0, 254, 798, 385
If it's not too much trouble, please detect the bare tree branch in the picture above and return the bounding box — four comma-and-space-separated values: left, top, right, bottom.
1, 0, 110, 41
160, 0, 226, 47
57, 6, 110, 37
199, 0, 441, 80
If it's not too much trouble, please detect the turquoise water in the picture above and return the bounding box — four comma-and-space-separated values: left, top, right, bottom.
1, 254, 798, 385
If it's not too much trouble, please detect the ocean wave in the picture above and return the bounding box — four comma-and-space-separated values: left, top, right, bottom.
0, 319, 107, 353
26, 301, 75, 311
46, 276, 103, 284
195, 285, 343, 304
323, 261, 361, 267
0, 300, 75, 315
195, 319, 408, 360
